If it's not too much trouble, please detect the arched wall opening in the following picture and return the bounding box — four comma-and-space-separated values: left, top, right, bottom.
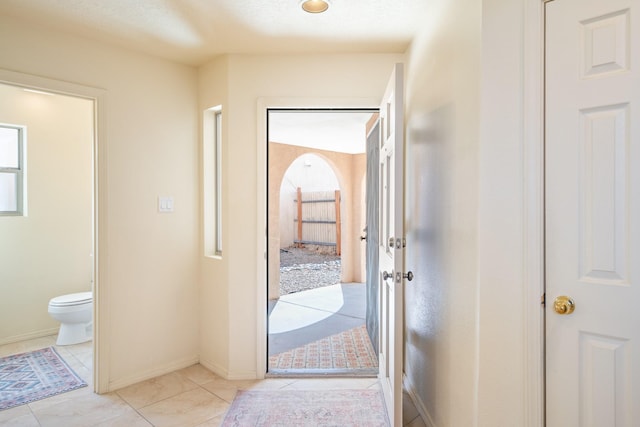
267, 143, 366, 300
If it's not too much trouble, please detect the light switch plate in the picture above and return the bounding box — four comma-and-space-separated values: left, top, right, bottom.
158, 196, 174, 213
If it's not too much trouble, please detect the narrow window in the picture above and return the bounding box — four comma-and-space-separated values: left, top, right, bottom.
203, 106, 222, 256
0, 125, 25, 216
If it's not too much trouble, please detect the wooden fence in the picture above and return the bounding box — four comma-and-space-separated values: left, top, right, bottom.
293, 188, 341, 255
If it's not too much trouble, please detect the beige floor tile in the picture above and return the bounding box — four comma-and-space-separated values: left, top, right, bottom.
0, 403, 32, 423
94, 408, 153, 427
32, 391, 131, 427
406, 414, 428, 427
200, 377, 292, 403
177, 364, 219, 385
285, 377, 379, 390
194, 413, 226, 426
0, 336, 56, 358
0, 412, 40, 427
115, 371, 199, 409
138, 387, 229, 427
403, 390, 420, 425
27, 385, 93, 412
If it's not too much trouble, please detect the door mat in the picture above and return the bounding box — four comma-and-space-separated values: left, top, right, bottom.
221, 388, 389, 426
269, 324, 378, 370
0, 346, 87, 411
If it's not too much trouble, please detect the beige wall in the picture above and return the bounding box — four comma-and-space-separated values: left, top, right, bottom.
403, 0, 538, 426
0, 5, 539, 424
198, 53, 403, 379
0, 84, 93, 344
0, 15, 200, 391
267, 142, 366, 300
403, 0, 481, 425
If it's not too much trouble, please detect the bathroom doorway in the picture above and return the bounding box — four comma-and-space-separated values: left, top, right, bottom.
0, 80, 97, 387
266, 108, 378, 375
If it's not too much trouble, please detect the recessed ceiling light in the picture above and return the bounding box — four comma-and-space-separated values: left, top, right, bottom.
300, 0, 331, 14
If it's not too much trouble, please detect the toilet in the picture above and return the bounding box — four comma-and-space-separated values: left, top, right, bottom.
47, 291, 93, 345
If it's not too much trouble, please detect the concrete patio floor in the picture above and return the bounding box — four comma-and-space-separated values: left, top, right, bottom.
267, 282, 377, 375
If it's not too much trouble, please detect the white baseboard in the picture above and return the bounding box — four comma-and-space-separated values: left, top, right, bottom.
107, 355, 199, 392
198, 357, 257, 380
0, 328, 59, 346
403, 374, 437, 427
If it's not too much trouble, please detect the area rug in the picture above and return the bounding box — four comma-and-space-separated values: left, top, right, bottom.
269, 325, 378, 370
0, 346, 87, 411
221, 389, 389, 426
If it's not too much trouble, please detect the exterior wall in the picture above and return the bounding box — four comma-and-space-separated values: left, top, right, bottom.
278, 153, 340, 249
268, 143, 366, 300
0, 85, 93, 344
0, 15, 200, 392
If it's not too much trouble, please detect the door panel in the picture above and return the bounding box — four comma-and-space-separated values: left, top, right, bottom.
378, 63, 404, 427
545, 0, 639, 425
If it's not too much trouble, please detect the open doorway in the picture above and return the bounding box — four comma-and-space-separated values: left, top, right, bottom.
266, 109, 378, 375
0, 81, 96, 388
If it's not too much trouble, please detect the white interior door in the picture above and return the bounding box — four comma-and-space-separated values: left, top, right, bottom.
546, 0, 640, 425
378, 63, 404, 426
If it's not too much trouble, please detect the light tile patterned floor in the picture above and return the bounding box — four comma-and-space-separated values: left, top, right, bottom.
269, 324, 378, 370
0, 335, 426, 427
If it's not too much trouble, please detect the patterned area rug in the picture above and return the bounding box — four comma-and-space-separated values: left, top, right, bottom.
221, 389, 389, 426
269, 325, 378, 370
0, 347, 87, 411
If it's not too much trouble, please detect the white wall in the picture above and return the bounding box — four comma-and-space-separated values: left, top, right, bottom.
0, 84, 93, 344
404, 0, 538, 425
0, 16, 200, 392
198, 53, 403, 379
403, 0, 481, 425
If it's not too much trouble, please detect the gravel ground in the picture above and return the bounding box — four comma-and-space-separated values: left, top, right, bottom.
279, 247, 341, 295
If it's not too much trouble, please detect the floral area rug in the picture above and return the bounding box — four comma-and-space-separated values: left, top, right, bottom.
269, 325, 378, 370
221, 389, 389, 426
0, 346, 87, 411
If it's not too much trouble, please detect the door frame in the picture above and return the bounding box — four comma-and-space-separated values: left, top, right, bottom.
523, 0, 546, 425
0, 68, 108, 393
256, 97, 379, 377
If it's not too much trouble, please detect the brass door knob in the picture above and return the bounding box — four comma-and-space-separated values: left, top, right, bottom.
553, 296, 575, 315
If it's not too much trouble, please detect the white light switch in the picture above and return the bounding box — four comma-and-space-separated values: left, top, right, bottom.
158, 196, 174, 213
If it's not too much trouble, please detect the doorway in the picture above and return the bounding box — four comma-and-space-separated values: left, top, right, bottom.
266, 108, 378, 375
0, 70, 105, 392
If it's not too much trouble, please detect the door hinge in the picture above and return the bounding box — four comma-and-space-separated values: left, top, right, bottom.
541, 293, 546, 307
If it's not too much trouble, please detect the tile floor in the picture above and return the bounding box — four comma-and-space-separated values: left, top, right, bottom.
1, 336, 425, 427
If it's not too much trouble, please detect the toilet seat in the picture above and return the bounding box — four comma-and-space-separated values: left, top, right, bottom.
49, 291, 92, 307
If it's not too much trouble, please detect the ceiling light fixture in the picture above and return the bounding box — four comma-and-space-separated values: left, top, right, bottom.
300, 0, 331, 14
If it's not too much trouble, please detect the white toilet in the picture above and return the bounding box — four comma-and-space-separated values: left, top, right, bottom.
48, 291, 93, 345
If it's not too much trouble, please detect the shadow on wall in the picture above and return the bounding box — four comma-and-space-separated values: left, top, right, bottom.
404, 104, 454, 409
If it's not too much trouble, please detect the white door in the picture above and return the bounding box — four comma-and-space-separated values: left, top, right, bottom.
546, 0, 640, 425
378, 63, 404, 426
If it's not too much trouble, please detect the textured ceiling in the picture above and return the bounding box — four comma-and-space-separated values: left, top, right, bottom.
0, 0, 429, 66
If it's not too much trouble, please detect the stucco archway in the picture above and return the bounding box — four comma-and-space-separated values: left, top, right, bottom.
268, 142, 366, 300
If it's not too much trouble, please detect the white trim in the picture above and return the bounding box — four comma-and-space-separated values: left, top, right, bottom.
523, 1, 546, 426
108, 355, 198, 391
403, 374, 436, 427
0, 69, 108, 394
256, 96, 379, 378
0, 328, 60, 346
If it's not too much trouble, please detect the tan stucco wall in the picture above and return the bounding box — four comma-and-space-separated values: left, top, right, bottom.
268, 142, 366, 299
